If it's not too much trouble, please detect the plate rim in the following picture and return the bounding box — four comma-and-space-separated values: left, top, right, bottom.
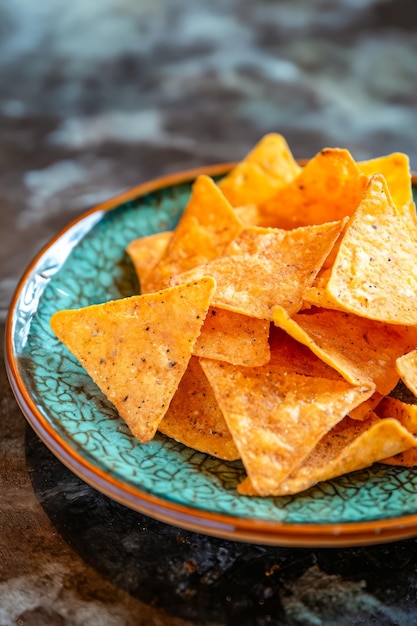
5, 163, 417, 548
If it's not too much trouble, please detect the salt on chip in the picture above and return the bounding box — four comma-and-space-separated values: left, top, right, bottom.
396, 349, 417, 398
259, 148, 368, 229
326, 174, 417, 325
159, 357, 239, 461
273, 305, 417, 395
200, 352, 374, 497
193, 307, 270, 366
218, 133, 300, 207
173, 220, 345, 320
143, 175, 242, 293
50, 277, 216, 443
376, 396, 417, 466
241, 414, 417, 496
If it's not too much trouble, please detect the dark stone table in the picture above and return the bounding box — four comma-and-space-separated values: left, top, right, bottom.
2, 1, 417, 624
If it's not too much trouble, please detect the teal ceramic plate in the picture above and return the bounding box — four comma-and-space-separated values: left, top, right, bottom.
6, 164, 417, 547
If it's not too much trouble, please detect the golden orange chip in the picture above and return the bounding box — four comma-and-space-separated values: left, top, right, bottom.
381, 448, 417, 468
233, 204, 261, 226
218, 133, 300, 207
268, 326, 343, 380
248, 414, 417, 496
376, 396, 417, 432
375, 396, 417, 466
326, 174, 417, 325
159, 357, 239, 461
126, 231, 171, 288
50, 277, 216, 443
396, 349, 417, 398
218, 162, 283, 208
144, 175, 242, 293
358, 152, 415, 221
348, 392, 383, 421
50, 132, 417, 497
173, 220, 345, 320
193, 307, 270, 366
200, 352, 374, 496
273, 305, 417, 395
259, 148, 368, 229
243, 132, 301, 183
302, 269, 347, 311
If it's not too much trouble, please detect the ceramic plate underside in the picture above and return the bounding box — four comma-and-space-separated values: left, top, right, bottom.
7, 166, 417, 546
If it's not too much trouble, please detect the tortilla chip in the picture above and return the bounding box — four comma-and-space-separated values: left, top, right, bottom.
302, 269, 344, 310
358, 152, 415, 222
126, 231, 171, 288
273, 305, 417, 395
376, 396, 417, 432
218, 162, 283, 208
234, 204, 261, 226
50, 277, 216, 443
396, 349, 417, 398
259, 148, 368, 229
303, 283, 348, 311
173, 220, 345, 320
200, 351, 374, 496
193, 307, 270, 366
159, 357, 239, 460
268, 325, 343, 380
348, 392, 383, 421
144, 175, 242, 293
302, 287, 345, 312
326, 174, 417, 325
252, 414, 417, 496
375, 396, 417, 466
218, 133, 300, 207
243, 132, 301, 183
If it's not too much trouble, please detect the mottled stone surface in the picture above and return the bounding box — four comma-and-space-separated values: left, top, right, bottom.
2, 0, 417, 624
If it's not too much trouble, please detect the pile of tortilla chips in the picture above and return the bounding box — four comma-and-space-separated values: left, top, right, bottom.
50, 133, 417, 497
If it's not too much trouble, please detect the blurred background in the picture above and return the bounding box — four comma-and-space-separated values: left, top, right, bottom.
1, 0, 417, 314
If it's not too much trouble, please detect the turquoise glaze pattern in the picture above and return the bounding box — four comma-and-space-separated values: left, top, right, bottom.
9, 173, 417, 527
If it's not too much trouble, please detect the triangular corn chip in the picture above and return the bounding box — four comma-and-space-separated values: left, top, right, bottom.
218, 162, 283, 208
358, 152, 415, 221
244, 414, 417, 496
218, 133, 300, 207
268, 326, 343, 380
302, 269, 346, 311
376, 396, 417, 433
193, 307, 270, 366
376, 396, 417, 466
200, 351, 374, 496
144, 175, 242, 293
326, 174, 417, 325
126, 231, 171, 288
242, 132, 301, 184
396, 349, 417, 398
348, 392, 383, 421
50, 278, 215, 443
273, 305, 417, 395
234, 204, 261, 226
259, 148, 368, 229
173, 220, 345, 319
159, 357, 239, 461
